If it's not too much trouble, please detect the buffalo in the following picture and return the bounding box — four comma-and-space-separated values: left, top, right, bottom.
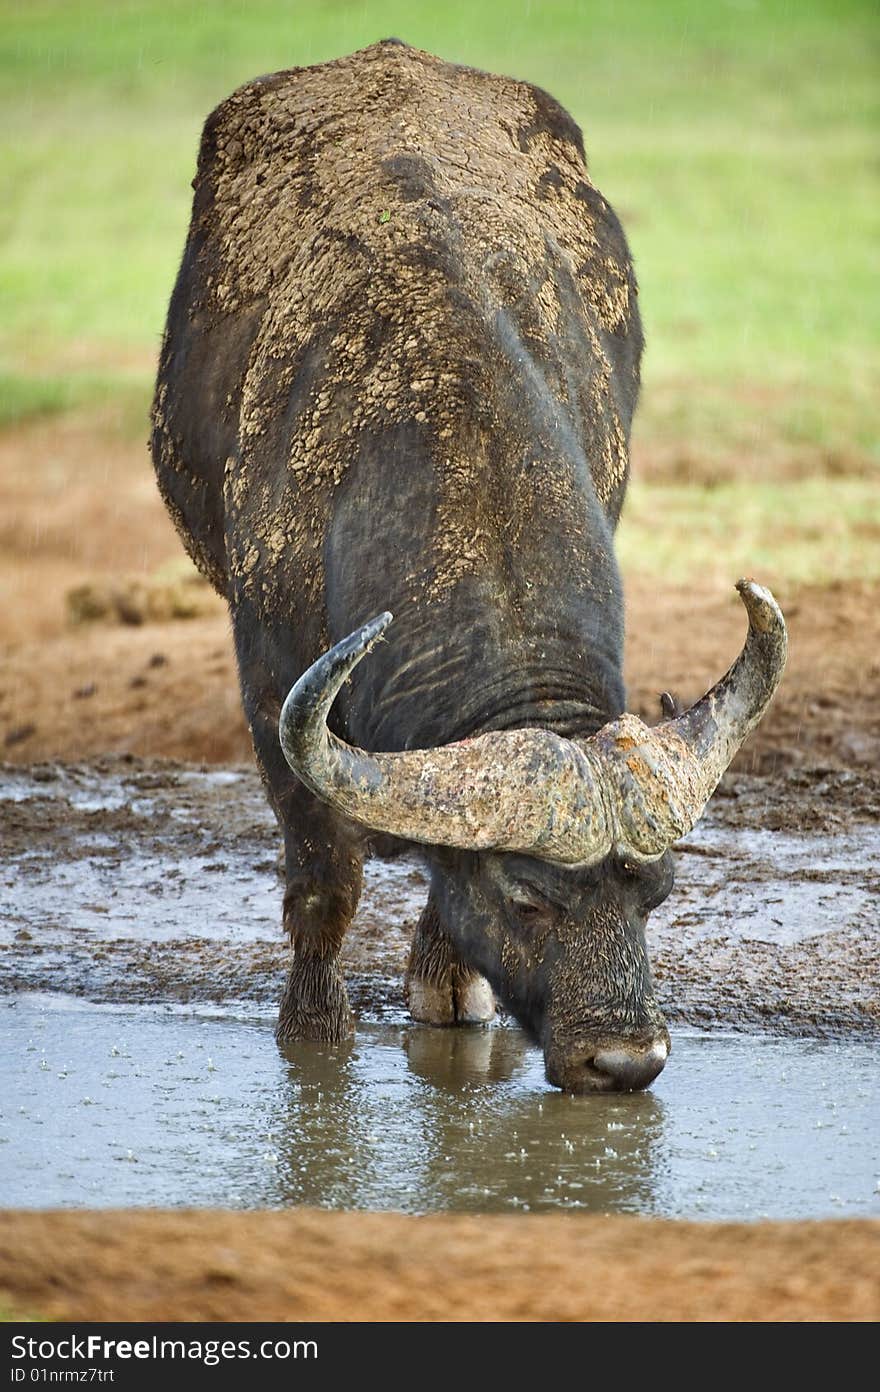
152, 40, 786, 1091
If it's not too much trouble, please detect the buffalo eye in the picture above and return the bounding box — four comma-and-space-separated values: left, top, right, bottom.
508, 885, 558, 928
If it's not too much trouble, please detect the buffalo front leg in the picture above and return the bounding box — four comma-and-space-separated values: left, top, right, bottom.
276, 798, 363, 1043
406, 894, 495, 1025
240, 683, 363, 1043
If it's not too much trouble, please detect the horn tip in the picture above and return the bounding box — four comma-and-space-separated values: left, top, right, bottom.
735, 577, 785, 637
361, 610, 393, 648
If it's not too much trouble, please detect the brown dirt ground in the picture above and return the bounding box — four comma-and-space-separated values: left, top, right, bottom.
2, 411, 878, 773
2, 408, 878, 1323
1, 1210, 877, 1323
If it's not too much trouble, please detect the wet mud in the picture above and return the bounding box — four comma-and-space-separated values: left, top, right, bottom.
2, 758, 877, 1039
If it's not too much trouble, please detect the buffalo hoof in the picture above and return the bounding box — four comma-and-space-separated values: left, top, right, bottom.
407, 971, 495, 1026
456, 973, 496, 1024
275, 955, 354, 1043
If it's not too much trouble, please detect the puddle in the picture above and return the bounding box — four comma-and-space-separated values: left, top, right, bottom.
1, 994, 876, 1220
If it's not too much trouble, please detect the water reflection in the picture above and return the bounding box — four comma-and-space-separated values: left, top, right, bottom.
4, 1000, 875, 1219
274, 1024, 665, 1214
403, 1020, 527, 1086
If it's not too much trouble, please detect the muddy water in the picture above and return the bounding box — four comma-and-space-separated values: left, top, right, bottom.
1, 759, 878, 1221
2, 993, 877, 1219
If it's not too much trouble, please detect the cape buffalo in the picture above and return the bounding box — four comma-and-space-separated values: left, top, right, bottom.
152, 41, 786, 1091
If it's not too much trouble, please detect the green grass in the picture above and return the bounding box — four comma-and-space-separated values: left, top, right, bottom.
617, 475, 880, 585
1, 0, 877, 474
0, 370, 136, 428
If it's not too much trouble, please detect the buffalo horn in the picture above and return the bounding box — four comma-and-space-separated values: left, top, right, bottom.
278, 579, 786, 864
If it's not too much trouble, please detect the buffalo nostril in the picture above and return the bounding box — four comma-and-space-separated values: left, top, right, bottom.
544, 1038, 669, 1093
591, 1040, 668, 1091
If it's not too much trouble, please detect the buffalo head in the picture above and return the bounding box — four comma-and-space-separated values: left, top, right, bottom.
279, 580, 786, 1092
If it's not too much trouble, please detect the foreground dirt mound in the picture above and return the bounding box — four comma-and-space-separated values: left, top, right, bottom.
2, 1210, 877, 1322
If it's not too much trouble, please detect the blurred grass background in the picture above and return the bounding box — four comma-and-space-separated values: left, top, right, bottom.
1, 0, 877, 581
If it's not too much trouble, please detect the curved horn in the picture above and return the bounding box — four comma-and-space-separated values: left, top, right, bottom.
279, 579, 786, 866
279, 612, 613, 862
584, 579, 788, 860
